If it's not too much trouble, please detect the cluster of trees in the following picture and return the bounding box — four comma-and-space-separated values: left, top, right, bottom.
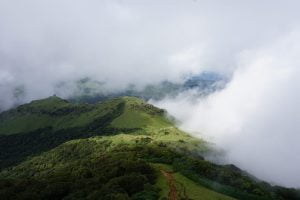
1, 136, 300, 200
0, 145, 159, 200
113, 144, 300, 200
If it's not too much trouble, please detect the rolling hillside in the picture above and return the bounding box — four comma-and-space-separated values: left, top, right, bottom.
0, 96, 299, 200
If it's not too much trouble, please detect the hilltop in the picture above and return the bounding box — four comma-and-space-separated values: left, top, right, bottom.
0, 96, 299, 200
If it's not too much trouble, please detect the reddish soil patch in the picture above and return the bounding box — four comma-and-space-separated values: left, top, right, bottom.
161, 170, 178, 200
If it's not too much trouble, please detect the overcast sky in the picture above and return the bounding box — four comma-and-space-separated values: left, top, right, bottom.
1, 0, 300, 187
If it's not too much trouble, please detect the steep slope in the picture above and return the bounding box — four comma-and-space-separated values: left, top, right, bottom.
0, 96, 124, 135
0, 96, 299, 200
0, 96, 174, 169
0, 96, 173, 136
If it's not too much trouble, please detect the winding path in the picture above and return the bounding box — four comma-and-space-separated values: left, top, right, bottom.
161, 170, 178, 200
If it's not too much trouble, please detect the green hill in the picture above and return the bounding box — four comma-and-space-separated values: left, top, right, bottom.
0, 96, 173, 135
0, 96, 299, 200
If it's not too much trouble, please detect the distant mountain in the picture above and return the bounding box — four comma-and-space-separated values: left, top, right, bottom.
68, 72, 227, 104
0, 96, 299, 200
0, 72, 226, 112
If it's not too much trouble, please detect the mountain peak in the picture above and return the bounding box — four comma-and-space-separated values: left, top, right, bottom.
0, 96, 169, 136
28, 95, 68, 105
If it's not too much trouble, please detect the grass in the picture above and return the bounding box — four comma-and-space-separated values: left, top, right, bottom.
110, 108, 151, 128
0, 96, 172, 135
173, 173, 236, 200
154, 167, 169, 199
0, 115, 51, 134
153, 163, 236, 200
110, 97, 171, 129
87, 126, 208, 154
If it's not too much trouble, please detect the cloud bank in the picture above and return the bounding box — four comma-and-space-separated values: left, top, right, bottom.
1, 0, 300, 187
154, 30, 300, 187
1, 0, 299, 109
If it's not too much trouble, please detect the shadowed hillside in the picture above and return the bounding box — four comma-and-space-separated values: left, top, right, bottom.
0, 96, 299, 200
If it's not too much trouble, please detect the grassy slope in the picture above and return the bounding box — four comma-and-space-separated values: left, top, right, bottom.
0, 96, 171, 136
153, 163, 235, 200
0, 97, 232, 199
0, 132, 232, 200
110, 96, 171, 129
0, 96, 124, 135
173, 173, 234, 200
0, 96, 298, 200
0, 127, 206, 178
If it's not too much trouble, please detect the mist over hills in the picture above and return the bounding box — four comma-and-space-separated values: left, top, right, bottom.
1, 0, 300, 198
68, 72, 226, 104
1, 72, 226, 112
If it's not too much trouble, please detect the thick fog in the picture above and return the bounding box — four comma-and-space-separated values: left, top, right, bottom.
1, 0, 300, 187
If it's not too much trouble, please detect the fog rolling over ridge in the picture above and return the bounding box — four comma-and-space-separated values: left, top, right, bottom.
1, 0, 300, 187
153, 32, 300, 187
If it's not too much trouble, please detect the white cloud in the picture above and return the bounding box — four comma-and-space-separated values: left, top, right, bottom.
154, 31, 300, 187
1, 0, 299, 109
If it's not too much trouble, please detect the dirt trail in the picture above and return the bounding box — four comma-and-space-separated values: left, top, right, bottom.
161, 170, 178, 200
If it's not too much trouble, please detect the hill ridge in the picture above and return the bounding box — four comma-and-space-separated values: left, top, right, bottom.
0, 96, 299, 200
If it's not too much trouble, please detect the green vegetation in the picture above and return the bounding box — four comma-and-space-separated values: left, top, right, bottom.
0, 96, 299, 200
0, 96, 169, 136
173, 172, 235, 200
110, 97, 171, 129
153, 163, 235, 200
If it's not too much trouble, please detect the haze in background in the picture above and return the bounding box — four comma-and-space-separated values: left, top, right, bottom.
153, 30, 300, 187
1, 0, 300, 187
